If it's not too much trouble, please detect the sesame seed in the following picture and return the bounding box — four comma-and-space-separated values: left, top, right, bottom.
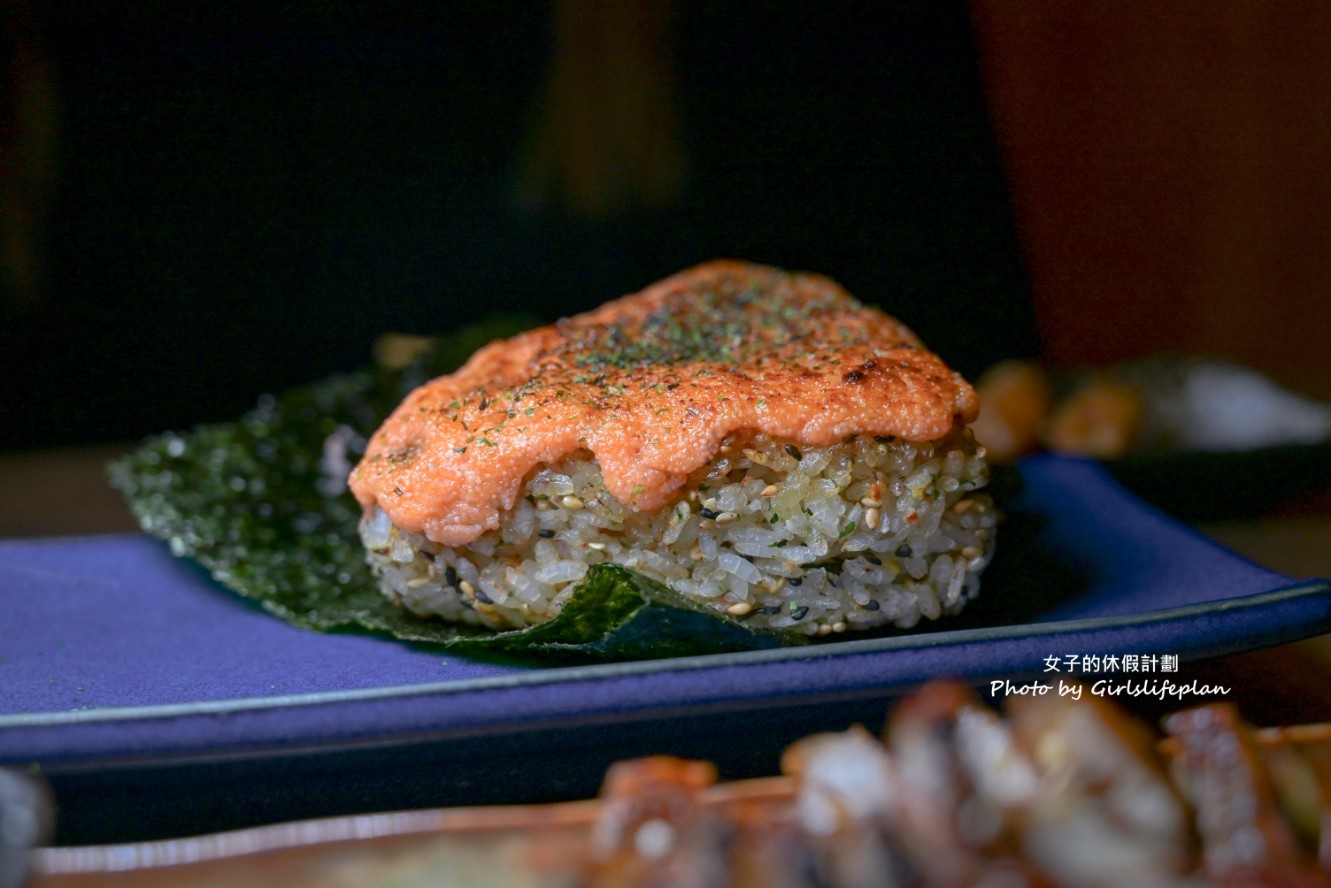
952, 498, 974, 515
895, 544, 912, 558
587, 541, 607, 551
859, 495, 883, 508
760, 484, 779, 497
865, 507, 881, 530
538, 528, 555, 538
961, 545, 981, 559
459, 579, 475, 596
406, 577, 429, 589
698, 506, 721, 520
714, 511, 739, 525
832, 621, 848, 633
561, 495, 585, 510
816, 623, 833, 636
727, 602, 753, 616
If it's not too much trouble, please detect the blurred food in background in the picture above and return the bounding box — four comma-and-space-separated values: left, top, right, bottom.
29, 680, 1331, 886
974, 356, 1331, 464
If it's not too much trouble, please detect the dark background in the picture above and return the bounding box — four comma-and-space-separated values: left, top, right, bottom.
1, 1, 1037, 449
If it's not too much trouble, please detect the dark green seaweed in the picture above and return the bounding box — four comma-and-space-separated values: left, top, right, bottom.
108, 319, 805, 661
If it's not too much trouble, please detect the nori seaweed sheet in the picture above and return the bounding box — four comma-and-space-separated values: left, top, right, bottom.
108, 319, 804, 661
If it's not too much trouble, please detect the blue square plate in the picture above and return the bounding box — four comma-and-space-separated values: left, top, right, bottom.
3, 454, 1329, 843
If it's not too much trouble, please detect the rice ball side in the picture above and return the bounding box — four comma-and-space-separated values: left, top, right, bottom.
351, 260, 999, 637
359, 426, 995, 636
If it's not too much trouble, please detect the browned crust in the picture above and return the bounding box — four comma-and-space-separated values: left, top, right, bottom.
350, 260, 978, 546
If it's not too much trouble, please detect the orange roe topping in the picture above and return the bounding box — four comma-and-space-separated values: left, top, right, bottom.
350, 260, 978, 546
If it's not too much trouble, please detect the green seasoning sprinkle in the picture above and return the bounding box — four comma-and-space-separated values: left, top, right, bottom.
563, 276, 839, 374
387, 443, 418, 464
839, 521, 857, 538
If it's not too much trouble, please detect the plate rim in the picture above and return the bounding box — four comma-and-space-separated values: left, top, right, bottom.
3, 578, 1328, 733
5, 577, 1330, 774
5, 455, 1330, 769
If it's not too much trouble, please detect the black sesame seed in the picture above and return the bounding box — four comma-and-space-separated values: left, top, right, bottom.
864, 553, 882, 565
789, 605, 809, 621
895, 544, 913, 558
699, 507, 721, 520
785, 444, 803, 460
788, 576, 803, 587
537, 529, 555, 538
864, 599, 881, 611
474, 587, 494, 604
444, 566, 459, 587
755, 605, 781, 616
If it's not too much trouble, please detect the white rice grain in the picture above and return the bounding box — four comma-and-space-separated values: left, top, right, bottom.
359, 429, 997, 635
